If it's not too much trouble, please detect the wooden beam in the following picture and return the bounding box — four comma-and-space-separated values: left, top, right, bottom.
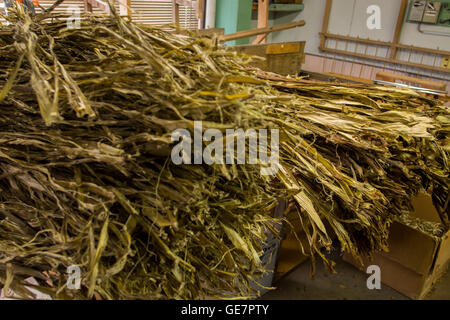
320, 46, 450, 74
84, 0, 92, 13
197, 0, 205, 29
397, 43, 450, 56
390, 0, 408, 60
320, 32, 393, 47
376, 71, 447, 91
253, 0, 269, 44
219, 20, 306, 43
319, 0, 332, 49
172, 0, 180, 25
320, 32, 450, 57
255, 33, 268, 44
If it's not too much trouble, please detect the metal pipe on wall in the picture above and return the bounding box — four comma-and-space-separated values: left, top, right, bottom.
205, 0, 216, 29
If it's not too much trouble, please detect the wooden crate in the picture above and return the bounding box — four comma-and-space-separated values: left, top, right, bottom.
228, 41, 305, 76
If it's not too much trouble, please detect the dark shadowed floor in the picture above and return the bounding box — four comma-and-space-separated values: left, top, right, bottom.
263, 251, 450, 300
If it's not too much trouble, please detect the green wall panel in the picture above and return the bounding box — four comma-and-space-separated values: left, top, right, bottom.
215, 0, 253, 45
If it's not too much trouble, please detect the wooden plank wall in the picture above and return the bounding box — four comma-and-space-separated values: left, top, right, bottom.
0, 0, 198, 28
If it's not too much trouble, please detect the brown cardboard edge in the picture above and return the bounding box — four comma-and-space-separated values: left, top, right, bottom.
378, 221, 439, 275
343, 252, 426, 299
420, 229, 450, 299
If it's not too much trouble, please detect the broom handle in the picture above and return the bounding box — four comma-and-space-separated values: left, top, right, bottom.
219, 20, 306, 43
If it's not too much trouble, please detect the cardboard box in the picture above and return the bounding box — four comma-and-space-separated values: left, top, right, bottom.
344, 193, 450, 299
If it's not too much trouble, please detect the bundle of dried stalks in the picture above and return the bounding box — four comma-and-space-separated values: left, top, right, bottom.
0, 6, 448, 299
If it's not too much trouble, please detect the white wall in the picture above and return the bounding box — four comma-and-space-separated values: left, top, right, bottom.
270, 0, 450, 53
262, 0, 450, 83
266, 0, 326, 54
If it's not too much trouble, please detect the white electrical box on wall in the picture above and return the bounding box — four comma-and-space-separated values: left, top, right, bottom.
407, 0, 450, 26
422, 1, 442, 23
409, 0, 427, 21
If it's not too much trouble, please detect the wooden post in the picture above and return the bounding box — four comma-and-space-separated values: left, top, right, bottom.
172, 0, 180, 26
390, 0, 408, 60
197, 0, 205, 29
84, 0, 93, 13
319, 0, 332, 50
253, 0, 269, 44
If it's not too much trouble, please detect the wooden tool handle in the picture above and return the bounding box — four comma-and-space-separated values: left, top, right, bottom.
219, 20, 306, 43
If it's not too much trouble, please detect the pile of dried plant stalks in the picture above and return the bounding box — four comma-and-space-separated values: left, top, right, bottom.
396, 214, 446, 239
0, 8, 448, 299
255, 74, 449, 264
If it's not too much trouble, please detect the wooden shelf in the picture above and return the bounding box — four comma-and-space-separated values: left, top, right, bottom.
252, 3, 304, 12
